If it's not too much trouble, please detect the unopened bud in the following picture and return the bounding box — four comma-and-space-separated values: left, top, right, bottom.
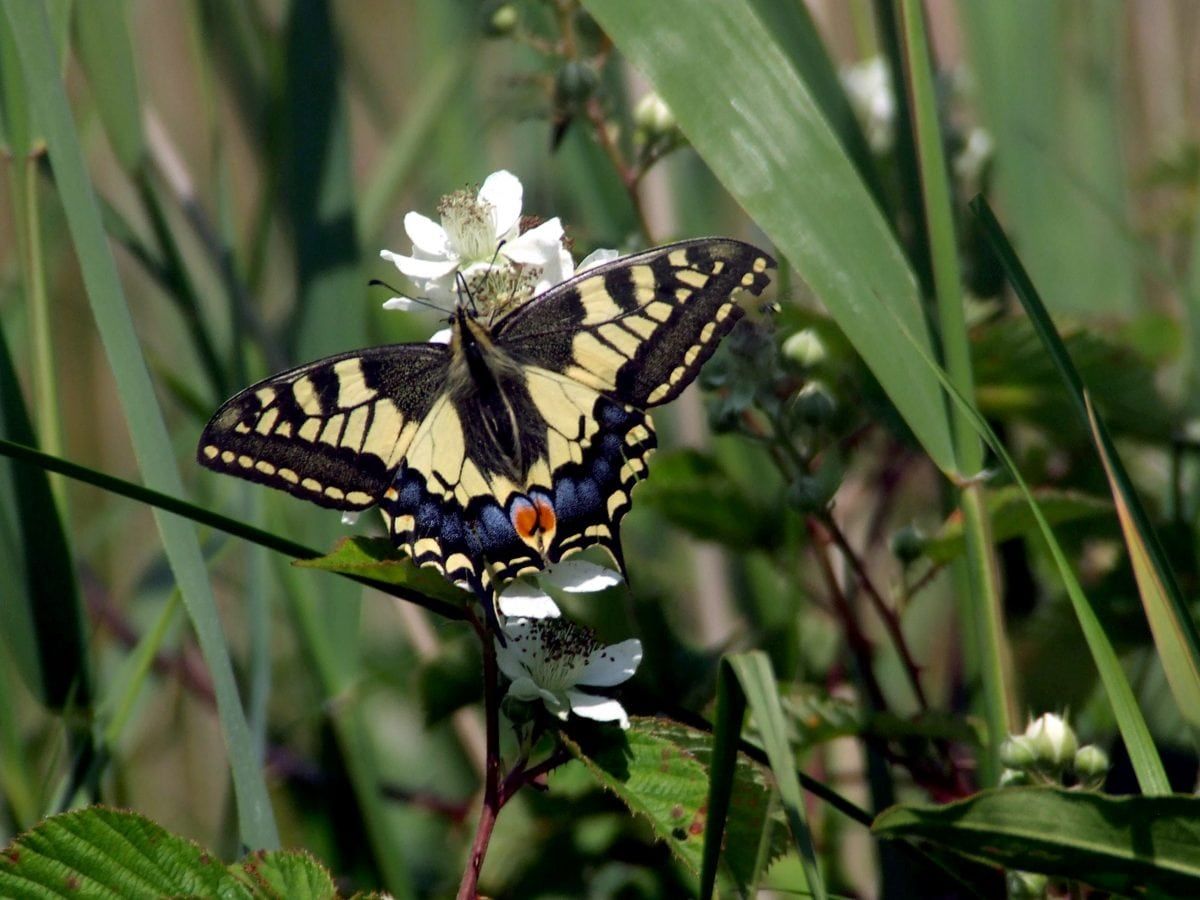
1024, 713, 1077, 771
1073, 744, 1109, 788
889, 524, 926, 565
793, 380, 836, 425
998, 767, 1030, 788
1006, 870, 1048, 900
484, 3, 518, 36
999, 735, 1037, 772
555, 61, 598, 107
634, 92, 676, 140
782, 328, 827, 368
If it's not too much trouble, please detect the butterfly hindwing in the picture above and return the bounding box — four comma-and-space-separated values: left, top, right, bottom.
198, 344, 449, 510
492, 238, 775, 408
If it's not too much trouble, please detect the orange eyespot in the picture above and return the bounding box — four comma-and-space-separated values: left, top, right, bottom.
511, 498, 539, 539
534, 496, 556, 532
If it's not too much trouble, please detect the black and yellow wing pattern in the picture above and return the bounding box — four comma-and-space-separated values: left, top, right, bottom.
199, 238, 775, 603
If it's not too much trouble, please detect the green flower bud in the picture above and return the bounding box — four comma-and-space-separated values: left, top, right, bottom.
1073, 744, 1109, 788
484, 3, 518, 36
793, 380, 836, 425
782, 328, 827, 368
1006, 870, 1048, 899
889, 524, 926, 565
999, 735, 1037, 772
998, 767, 1030, 788
555, 61, 599, 108
634, 92, 677, 140
1024, 713, 1077, 772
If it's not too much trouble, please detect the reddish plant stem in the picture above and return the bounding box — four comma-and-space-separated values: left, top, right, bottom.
817, 512, 929, 711
458, 614, 502, 900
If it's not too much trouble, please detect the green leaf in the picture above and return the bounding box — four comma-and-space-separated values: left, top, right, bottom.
960, 2, 1136, 316
726, 653, 826, 900
918, 486, 1112, 565
0, 807, 356, 899
295, 536, 473, 609
2, 1, 278, 848
0, 807, 241, 898
873, 787, 1200, 896
563, 717, 786, 893
1088, 395, 1200, 731
73, 0, 144, 171
0, 315, 89, 709
233, 849, 338, 899
871, 271, 1170, 794
580, 0, 957, 473
636, 449, 782, 551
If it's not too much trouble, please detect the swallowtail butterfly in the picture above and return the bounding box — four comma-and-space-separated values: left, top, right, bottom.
198, 238, 775, 613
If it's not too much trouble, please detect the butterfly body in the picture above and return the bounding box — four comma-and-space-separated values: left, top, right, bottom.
199, 238, 775, 601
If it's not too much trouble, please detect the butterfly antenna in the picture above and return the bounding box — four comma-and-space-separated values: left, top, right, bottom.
455, 270, 480, 316
368, 279, 450, 314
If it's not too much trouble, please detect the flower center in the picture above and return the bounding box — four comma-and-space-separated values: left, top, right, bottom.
518, 619, 600, 692
439, 188, 499, 262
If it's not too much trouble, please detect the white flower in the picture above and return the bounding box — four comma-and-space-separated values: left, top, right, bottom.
841, 56, 895, 153
380, 170, 577, 313
1024, 712, 1077, 768
496, 615, 641, 728
953, 126, 994, 187
496, 559, 623, 619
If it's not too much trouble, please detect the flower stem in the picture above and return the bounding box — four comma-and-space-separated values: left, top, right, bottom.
458, 613, 503, 900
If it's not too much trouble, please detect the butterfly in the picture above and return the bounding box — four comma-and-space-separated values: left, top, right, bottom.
198, 238, 775, 620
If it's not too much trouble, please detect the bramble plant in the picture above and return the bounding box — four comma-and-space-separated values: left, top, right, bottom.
4, 2, 1200, 899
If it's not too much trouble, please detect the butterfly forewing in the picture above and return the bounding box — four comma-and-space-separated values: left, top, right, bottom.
198, 344, 449, 509
493, 238, 775, 408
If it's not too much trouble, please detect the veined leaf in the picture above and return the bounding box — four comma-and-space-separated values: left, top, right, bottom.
562, 716, 787, 894
295, 536, 474, 609
0, 807, 382, 899
874, 787, 1200, 896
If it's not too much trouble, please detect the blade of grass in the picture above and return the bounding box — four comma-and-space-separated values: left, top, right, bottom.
0, 437, 468, 621
699, 657, 748, 900
728, 652, 825, 900
897, 0, 1013, 779
876, 292, 1170, 795
973, 196, 1200, 736
3, 0, 278, 848
580, 0, 957, 473
72, 0, 144, 171
1087, 394, 1200, 731
0, 320, 89, 710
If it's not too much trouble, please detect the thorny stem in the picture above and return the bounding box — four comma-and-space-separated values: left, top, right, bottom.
458, 611, 503, 900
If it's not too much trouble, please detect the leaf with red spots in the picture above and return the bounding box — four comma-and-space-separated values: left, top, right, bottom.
558, 717, 786, 893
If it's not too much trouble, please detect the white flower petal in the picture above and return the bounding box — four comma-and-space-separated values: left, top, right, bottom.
539, 687, 571, 720
479, 170, 523, 239
543, 559, 622, 593
577, 638, 642, 687
404, 212, 450, 257
578, 248, 619, 272
567, 691, 630, 729
428, 328, 452, 344
502, 217, 564, 266
341, 510, 361, 526
382, 296, 417, 311
380, 249, 458, 280
498, 581, 561, 618
506, 675, 542, 701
